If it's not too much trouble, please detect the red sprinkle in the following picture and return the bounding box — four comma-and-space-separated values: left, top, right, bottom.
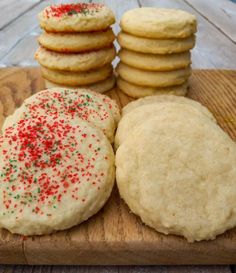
44, 3, 103, 18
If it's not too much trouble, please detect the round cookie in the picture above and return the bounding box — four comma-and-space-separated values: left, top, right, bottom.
116, 63, 191, 87
3, 88, 118, 143
116, 113, 236, 242
45, 75, 116, 93
122, 94, 216, 122
39, 3, 115, 32
118, 32, 195, 54
115, 103, 216, 149
120, 7, 197, 39
38, 28, 115, 53
35, 46, 116, 72
117, 77, 188, 98
41, 64, 113, 86
0, 115, 115, 235
118, 49, 191, 71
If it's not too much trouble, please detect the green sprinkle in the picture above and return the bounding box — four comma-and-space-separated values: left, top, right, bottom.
56, 158, 60, 164
67, 9, 78, 15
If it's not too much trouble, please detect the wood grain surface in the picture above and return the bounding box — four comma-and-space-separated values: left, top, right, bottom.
186, 0, 236, 43
0, 68, 236, 266
0, 0, 41, 30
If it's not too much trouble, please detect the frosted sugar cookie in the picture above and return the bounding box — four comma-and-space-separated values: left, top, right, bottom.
117, 77, 188, 98
39, 3, 115, 32
0, 115, 115, 235
120, 8, 197, 39
38, 28, 115, 53
117, 32, 195, 54
117, 63, 191, 87
116, 112, 236, 242
122, 94, 216, 122
41, 64, 113, 86
35, 46, 116, 72
3, 88, 119, 143
45, 75, 116, 93
115, 102, 215, 148
118, 49, 191, 71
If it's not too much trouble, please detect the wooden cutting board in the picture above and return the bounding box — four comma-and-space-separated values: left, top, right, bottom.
0, 68, 236, 265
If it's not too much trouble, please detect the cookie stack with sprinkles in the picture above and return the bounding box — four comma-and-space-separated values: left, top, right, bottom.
116, 7, 197, 98
35, 3, 116, 93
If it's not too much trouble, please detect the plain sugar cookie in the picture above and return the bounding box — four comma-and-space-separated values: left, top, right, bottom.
45, 75, 116, 93
118, 32, 195, 54
39, 3, 115, 32
118, 49, 191, 71
41, 64, 113, 86
0, 115, 115, 235
35, 46, 116, 72
117, 77, 188, 98
120, 7, 197, 38
117, 62, 191, 87
115, 102, 216, 149
122, 94, 216, 122
116, 113, 236, 242
38, 28, 115, 53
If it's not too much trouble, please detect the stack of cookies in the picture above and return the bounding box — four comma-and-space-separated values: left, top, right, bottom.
116, 8, 197, 98
35, 3, 116, 93
115, 95, 236, 242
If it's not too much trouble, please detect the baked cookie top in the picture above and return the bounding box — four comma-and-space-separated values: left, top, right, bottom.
122, 95, 216, 121
0, 114, 115, 235
39, 3, 115, 32
115, 102, 216, 149
3, 88, 119, 143
120, 7, 197, 38
116, 111, 236, 242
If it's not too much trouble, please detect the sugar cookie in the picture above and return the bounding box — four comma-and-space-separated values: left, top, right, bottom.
3, 88, 119, 142
116, 112, 236, 242
119, 49, 191, 71
122, 94, 216, 123
41, 64, 113, 86
0, 115, 115, 235
118, 32, 195, 54
120, 8, 197, 38
115, 102, 215, 148
117, 77, 188, 98
35, 46, 116, 72
39, 3, 115, 32
117, 63, 191, 87
45, 75, 116, 93
38, 28, 115, 53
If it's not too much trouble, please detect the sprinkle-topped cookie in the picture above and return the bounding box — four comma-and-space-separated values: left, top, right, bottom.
0, 114, 115, 235
3, 88, 120, 142
44, 3, 103, 18
38, 3, 115, 32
